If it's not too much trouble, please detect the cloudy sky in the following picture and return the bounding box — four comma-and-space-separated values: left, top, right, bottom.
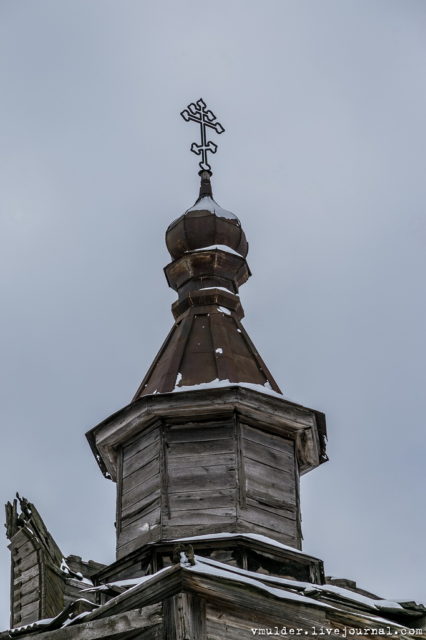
0, 0, 425, 628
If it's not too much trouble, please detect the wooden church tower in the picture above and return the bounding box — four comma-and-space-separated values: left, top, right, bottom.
2, 100, 425, 639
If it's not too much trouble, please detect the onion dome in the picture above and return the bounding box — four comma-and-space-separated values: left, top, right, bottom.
164, 171, 251, 321
166, 171, 248, 259
132, 172, 282, 401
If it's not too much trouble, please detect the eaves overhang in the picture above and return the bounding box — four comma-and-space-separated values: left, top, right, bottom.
86, 385, 327, 481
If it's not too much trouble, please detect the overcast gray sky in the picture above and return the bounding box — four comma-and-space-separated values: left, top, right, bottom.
0, 0, 425, 629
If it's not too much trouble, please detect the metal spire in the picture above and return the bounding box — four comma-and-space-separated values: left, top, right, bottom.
180, 98, 225, 173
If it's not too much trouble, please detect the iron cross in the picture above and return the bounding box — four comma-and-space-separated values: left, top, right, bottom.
181, 98, 225, 172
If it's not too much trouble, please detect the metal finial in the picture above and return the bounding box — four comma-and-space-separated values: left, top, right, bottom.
181, 98, 225, 173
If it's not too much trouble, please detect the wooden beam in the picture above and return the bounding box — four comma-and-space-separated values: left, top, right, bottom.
6, 605, 162, 640
164, 593, 206, 640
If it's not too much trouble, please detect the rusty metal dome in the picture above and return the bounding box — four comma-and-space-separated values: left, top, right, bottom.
165, 171, 249, 260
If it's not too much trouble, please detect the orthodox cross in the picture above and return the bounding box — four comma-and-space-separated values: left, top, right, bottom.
181, 98, 225, 172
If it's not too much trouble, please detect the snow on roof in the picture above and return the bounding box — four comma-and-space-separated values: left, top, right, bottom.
82, 543, 413, 621
191, 554, 405, 615
189, 555, 336, 610
170, 378, 284, 398
82, 558, 335, 612
10, 552, 423, 636
199, 285, 233, 293
81, 554, 413, 621
186, 196, 239, 221
10, 619, 54, 634
82, 567, 171, 594
186, 244, 243, 257
217, 305, 231, 315
170, 532, 307, 555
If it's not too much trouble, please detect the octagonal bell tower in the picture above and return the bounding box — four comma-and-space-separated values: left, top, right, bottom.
87, 168, 327, 566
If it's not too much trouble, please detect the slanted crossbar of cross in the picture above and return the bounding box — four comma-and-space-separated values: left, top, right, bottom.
181, 98, 225, 172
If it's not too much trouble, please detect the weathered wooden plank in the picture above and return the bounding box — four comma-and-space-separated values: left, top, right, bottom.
18, 588, 41, 609
169, 489, 235, 511
244, 455, 295, 488
167, 507, 235, 526
121, 479, 160, 518
238, 517, 296, 545
242, 503, 297, 527
199, 579, 329, 629
244, 458, 295, 504
167, 464, 236, 492
121, 489, 161, 521
161, 522, 239, 541
167, 453, 235, 469
15, 550, 38, 574
207, 619, 258, 640
241, 423, 294, 455
206, 606, 304, 640
166, 424, 233, 443
123, 439, 160, 478
245, 496, 296, 519
20, 599, 39, 620
123, 426, 160, 460
10, 605, 162, 640
243, 437, 293, 469
16, 563, 39, 584
122, 458, 160, 494
119, 508, 161, 547
167, 438, 234, 457
121, 501, 161, 530
117, 524, 161, 558
12, 538, 35, 555
44, 569, 65, 617
164, 593, 206, 640
17, 575, 39, 597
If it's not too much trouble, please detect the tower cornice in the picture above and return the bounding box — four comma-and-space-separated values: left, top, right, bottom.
86, 385, 327, 483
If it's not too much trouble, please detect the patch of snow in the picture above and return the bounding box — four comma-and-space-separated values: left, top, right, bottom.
188, 556, 336, 610
175, 372, 182, 386
82, 577, 144, 592
193, 554, 405, 614
199, 286, 233, 293
188, 244, 243, 257
318, 585, 404, 612
180, 551, 193, 567
186, 196, 239, 221
168, 379, 284, 399
95, 566, 173, 596
113, 577, 149, 587
218, 306, 231, 315
170, 532, 306, 555
12, 618, 54, 632
75, 553, 416, 630
62, 611, 91, 627
169, 545, 408, 617
35, 618, 54, 625
60, 558, 70, 574
215, 347, 223, 354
